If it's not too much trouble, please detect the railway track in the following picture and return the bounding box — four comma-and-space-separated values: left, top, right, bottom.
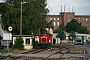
0, 49, 46, 60
0, 44, 86, 60
19, 49, 46, 54
19, 44, 70, 60
27, 49, 46, 54
19, 49, 36, 54
12, 49, 46, 60
42, 45, 70, 60
0, 47, 70, 60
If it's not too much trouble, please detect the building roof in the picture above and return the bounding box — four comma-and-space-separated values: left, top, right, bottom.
47, 15, 61, 17
12, 35, 33, 37
75, 15, 90, 17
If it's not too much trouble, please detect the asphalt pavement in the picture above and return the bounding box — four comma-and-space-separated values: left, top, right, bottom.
0, 53, 90, 59
75, 44, 90, 54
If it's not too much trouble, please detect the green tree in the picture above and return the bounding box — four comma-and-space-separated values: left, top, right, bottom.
32, 38, 38, 49
0, 0, 49, 35
57, 24, 66, 41
69, 31, 75, 42
0, 3, 21, 35
13, 37, 24, 50
65, 19, 81, 33
80, 26, 89, 34
65, 19, 89, 34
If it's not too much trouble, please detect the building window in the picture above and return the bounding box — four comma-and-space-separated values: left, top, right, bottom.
68, 19, 70, 22
50, 18, 52, 21
78, 18, 80, 19
57, 22, 59, 26
26, 38, 30, 45
86, 18, 88, 21
79, 22, 81, 23
49, 18, 52, 22
75, 18, 77, 19
57, 18, 59, 20
54, 18, 56, 20
54, 22, 56, 26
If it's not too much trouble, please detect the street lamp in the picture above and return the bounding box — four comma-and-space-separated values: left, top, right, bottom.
20, 1, 26, 36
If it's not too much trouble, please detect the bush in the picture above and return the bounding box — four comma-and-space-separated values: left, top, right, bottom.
32, 38, 38, 49
9, 41, 13, 48
86, 40, 90, 44
13, 36, 24, 50
1, 48, 15, 53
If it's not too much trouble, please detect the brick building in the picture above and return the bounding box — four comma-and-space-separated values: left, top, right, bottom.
46, 12, 90, 30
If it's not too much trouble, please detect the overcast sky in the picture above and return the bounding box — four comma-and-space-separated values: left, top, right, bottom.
0, 0, 5, 2
0, 0, 90, 15
47, 0, 90, 15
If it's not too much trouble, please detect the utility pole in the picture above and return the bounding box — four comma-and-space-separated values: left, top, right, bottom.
20, 1, 22, 36
20, 1, 26, 36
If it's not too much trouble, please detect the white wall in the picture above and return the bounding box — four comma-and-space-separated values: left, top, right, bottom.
13, 36, 33, 50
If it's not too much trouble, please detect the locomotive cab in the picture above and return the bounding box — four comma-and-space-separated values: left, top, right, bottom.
38, 33, 52, 49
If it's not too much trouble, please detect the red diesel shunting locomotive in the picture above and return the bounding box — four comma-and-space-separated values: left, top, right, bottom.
38, 33, 53, 48
39, 33, 52, 43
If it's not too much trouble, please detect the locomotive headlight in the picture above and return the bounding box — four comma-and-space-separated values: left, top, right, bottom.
42, 38, 46, 42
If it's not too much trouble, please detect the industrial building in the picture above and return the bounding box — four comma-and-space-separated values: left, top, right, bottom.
46, 12, 90, 30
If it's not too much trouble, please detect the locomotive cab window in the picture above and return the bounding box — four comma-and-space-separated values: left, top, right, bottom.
26, 38, 30, 45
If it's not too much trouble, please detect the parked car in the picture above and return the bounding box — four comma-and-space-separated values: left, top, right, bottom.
74, 36, 84, 45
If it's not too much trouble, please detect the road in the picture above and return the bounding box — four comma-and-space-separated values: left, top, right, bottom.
74, 44, 90, 60
0, 54, 90, 59
75, 44, 90, 54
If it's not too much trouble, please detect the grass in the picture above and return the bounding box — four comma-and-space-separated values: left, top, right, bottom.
1, 48, 15, 53
0, 48, 23, 53
1, 48, 25, 54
